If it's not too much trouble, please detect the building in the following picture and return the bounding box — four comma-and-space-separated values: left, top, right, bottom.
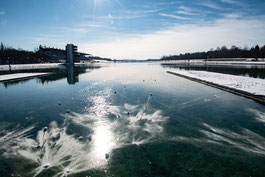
66, 44, 79, 65
39, 45, 66, 61
38, 44, 91, 64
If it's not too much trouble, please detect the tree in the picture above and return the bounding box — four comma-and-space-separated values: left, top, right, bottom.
243, 44, 249, 50
260, 45, 265, 58
221, 46, 228, 51
231, 45, 237, 50
160, 44, 265, 61
254, 45, 260, 58
0, 42, 4, 51
34, 47, 39, 53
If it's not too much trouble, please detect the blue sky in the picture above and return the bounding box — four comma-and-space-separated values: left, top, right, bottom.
1, 0, 265, 59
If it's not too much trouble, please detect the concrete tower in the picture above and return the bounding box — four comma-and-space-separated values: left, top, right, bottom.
66, 44, 78, 65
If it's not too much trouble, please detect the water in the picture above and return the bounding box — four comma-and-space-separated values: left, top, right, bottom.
0, 63, 265, 177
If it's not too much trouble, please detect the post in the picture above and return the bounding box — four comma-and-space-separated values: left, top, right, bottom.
8, 57, 11, 71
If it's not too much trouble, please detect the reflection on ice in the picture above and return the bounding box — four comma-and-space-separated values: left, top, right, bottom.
92, 123, 115, 160
0, 84, 169, 176
1, 90, 264, 176
172, 123, 265, 156
28, 121, 104, 176
0, 105, 168, 176
202, 123, 265, 155
68, 99, 168, 147
0, 121, 114, 177
0, 124, 35, 156
84, 82, 112, 117
249, 108, 265, 123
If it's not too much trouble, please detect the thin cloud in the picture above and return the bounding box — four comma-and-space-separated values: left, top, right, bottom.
0, 11, 6, 15
1, 19, 7, 25
178, 5, 196, 12
148, 1, 181, 7
32, 34, 65, 45
177, 5, 213, 15
78, 22, 116, 30
70, 28, 90, 33
83, 14, 145, 19
49, 26, 91, 33
78, 23, 104, 28
79, 16, 265, 59
143, 8, 163, 13
220, 0, 246, 7
124, 8, 163, 14
176, 10, 198, 16
222, 13, 242, 19
199, 1, 225, 10
159, 13, 191, 20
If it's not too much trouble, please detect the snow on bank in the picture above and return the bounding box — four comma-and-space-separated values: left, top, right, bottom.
0, 63, 62, 71
169, 70, 265, 96
162, 60, 265, 65
0, 73, 50, 82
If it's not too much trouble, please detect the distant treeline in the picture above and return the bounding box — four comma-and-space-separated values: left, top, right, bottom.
0, 42, 49, 65
87, 56, 112, 61
161, 45, 265, 60
2, 42, 265, 64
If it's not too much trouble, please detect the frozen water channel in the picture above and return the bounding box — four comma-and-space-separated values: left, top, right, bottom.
0, 63, 265, 177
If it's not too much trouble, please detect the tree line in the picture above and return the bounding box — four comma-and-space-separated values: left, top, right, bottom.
0, 42, 49, 65
161, 45, 265, 61
1, 42, 265, 64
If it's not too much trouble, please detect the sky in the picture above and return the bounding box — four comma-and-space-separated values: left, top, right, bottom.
0, 0, 265, 59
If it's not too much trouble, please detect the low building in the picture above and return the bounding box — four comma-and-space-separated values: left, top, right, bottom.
39, 44, 91, 64
39, 45, 66, 62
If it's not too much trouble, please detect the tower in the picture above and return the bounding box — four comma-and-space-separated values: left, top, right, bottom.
66, 44, 78, 65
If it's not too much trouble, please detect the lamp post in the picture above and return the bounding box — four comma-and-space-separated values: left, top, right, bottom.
8, 57, 11, 71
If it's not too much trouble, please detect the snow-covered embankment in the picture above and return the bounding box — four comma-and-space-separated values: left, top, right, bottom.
0, 73, 51, 82
167, 70, 265, 104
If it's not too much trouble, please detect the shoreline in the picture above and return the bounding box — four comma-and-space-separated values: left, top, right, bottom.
0, 62, 98, 71
167, 71, 265, 105
161, 60, 265, 66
